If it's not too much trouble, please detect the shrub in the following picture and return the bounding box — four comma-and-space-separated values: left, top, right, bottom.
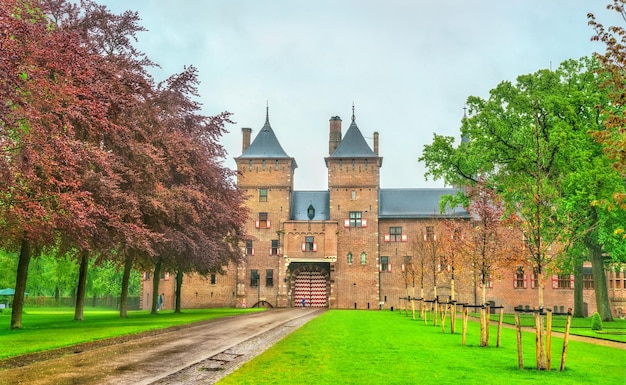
591, 312, 603, 331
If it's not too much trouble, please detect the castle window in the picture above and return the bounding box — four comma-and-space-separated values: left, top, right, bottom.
514, 267, 527, 289
351, 190, 356, 200
249, 160, 252, 171
302, 236, 317, 252
266, 269, 274, 287
380, 256, 390, 272
365, 159, 368, 169
250, 270, 259, 287
553, 274, 574, 289
262, 160, 266, 170
210, 274, 216, 285
425, 226, 435, 241
343, 211, 367, 227
347, 252, 353, 265
256, 212, 270, 229
352, 159, 355, 170
583, 267, 594, 289
307, 204, 315, 220
388, 227, 403, 242
360, 251, 367, 265
270, 239, 279, 255
403, 256, 412, 272
339, 160, 343, 169
275, 160, 279, 170
245, 240, 254, 256
259, 188, 268, 202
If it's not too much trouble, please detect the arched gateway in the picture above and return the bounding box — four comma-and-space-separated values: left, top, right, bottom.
290, 262, 330, 308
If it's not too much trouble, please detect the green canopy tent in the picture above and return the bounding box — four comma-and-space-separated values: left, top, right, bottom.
0, 288, 15, 309
0, 288, 15, 296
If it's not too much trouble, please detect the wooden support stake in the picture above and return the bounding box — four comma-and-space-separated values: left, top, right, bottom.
440, 304, 446, 333
546, 309, 552, 371
497, 307, 504, 347
462, 306, 468, 346
560, 309, 572, 371
451, 302, 456, 334
433, 302, 438, 327
515, 311, 523, 369
485, 304, 491, 346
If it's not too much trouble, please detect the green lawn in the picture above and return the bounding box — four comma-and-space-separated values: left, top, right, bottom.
217, 310, 626, 385
0, 307, 262, 359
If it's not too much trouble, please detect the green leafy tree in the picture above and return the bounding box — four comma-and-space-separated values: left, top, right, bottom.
420, 57, 621, 367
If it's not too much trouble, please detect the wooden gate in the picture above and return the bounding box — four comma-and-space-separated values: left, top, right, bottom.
295, 270, 327, 307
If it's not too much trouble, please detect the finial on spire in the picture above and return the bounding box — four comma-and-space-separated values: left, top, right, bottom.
463, 105, 467, 119
351, 102, 355, 122
265, 100, 270, 125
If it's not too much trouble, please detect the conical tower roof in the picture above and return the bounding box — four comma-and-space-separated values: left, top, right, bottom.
329, 110, 376, 158
239, 108, 290, 159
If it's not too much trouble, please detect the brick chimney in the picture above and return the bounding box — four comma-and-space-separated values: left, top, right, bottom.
373, 131, 379, 155
242, 127, 252, 153
329, 116, 342, 155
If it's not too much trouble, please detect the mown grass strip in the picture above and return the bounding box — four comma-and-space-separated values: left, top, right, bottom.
0, 307, 262, 359
217, 310, 626, 385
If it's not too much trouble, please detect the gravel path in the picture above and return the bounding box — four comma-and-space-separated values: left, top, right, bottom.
0, 308, 325, 385
152, 311, 318, 384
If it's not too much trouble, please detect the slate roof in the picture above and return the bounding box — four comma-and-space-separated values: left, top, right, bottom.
379, 188, 470, 219
238, 112, 291, 159
329, 119, 377, 158
290, 191, 330, 220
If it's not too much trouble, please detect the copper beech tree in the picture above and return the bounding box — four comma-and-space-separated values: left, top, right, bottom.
1, 0, 122, 328
1, 0, 247, 327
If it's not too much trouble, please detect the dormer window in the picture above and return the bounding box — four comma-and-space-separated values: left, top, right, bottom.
307, 204, 315, 220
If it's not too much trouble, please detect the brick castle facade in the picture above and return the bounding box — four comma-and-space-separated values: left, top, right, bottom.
141, 108, 625, 317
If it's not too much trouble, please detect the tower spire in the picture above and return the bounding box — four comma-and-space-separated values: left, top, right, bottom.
265, 100, 270, 125
351, 102, 355, 122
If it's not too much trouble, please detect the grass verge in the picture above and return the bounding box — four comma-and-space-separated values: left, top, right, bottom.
0, 307, 262, 359
217, 310, 626, 385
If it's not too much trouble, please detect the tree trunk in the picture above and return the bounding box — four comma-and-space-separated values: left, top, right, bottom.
74, 251, 89, 321
588, 240, 613, 321
573, 260, 585, 318
151, 259, 162, 314
537, 271, 545, 308
481, 281, 486, 305
175, 271, 183, 313
11, 237, 32, 329
119, 253, 133, 318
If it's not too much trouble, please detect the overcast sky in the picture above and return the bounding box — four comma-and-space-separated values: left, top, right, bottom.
99, 1, 617, 190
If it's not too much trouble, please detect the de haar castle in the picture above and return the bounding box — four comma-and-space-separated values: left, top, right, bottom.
142, 108, 625, 317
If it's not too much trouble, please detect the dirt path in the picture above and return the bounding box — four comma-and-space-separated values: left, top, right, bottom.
0, 308, 324, 385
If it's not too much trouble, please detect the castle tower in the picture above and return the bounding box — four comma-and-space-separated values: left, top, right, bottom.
234, 107, 296, 308
325, 106, 383, 309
